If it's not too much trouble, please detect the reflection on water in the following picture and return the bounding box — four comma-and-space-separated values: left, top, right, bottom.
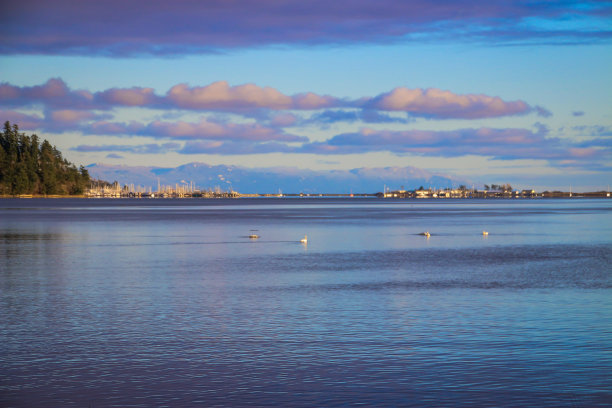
1, 198, 611, 407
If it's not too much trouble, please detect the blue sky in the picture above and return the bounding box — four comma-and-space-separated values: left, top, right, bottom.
1, 0, 611, 190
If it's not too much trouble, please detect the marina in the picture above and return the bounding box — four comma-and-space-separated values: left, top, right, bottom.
80, 183, 612, 199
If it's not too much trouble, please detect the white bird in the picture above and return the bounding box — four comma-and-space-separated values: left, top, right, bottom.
300, 235, 308, 243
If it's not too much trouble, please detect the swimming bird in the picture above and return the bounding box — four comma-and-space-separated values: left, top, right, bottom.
300, 235, 308, 243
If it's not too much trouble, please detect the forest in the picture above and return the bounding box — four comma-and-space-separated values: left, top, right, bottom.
0, 121, 90, 195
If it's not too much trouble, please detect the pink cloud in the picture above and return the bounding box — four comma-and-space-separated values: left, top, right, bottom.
73, 143, 181, 154
1, 79, 547, 120
96, 87, 159, 106
165, 81, 338, 111
324, 127, 549, 149
146, 119, 306, 142
366, 87, 533, 119
84, 118, 307, 143
567, 147, 599, 158
0, 83, 21, 100
29, 78, 71, 99
2, 108, 110, 132
50, 110, 98, 123
0, 78, 94, 109
300, 126, 607, 163
293, 92, 337, 109
269, 113, 298, 127
166, 81, 293, 110
87, 120, 146, 135
0, 110, 44, 129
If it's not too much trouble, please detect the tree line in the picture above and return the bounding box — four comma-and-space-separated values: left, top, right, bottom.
484, 183, 513, 191
0, 121, 90, 195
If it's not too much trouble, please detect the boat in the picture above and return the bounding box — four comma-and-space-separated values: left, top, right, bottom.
248, 234, 259, 239
422, 231, 430, 237
482, 231, 489, 236
300, 235, 308, 243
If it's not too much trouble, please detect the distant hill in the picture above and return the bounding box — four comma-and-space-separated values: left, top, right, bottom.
86, 162, 468, 194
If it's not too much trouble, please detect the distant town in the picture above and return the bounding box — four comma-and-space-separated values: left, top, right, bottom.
82, 180, 611, 199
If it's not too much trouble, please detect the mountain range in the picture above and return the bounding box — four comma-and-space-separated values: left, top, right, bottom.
86, 162, 469, 194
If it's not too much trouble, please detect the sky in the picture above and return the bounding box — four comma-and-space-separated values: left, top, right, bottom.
1, 0, 611, 191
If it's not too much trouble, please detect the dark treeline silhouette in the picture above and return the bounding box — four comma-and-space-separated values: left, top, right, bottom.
0, 121, 90, 195
484, 183, 513, 191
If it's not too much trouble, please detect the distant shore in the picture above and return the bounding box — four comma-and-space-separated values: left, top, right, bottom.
1, 191, 610, 199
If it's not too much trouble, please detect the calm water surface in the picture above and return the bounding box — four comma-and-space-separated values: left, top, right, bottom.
1, 198, 611, 407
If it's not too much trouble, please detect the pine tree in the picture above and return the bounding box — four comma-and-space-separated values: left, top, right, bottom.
39, 139, 58, 194
0, 121, 90, 195
0, 131, 6, 194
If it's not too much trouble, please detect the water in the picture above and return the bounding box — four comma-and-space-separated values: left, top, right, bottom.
1, 198, 611, 407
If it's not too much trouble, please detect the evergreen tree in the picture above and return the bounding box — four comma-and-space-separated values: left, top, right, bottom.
0, 135, 6, 194
27, 134, 40, 191
0, 121, 90, 195
3, 123, 19, 193
39, 139, 58, 194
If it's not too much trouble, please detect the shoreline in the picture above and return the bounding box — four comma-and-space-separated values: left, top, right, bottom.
1, 193, 610, 199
